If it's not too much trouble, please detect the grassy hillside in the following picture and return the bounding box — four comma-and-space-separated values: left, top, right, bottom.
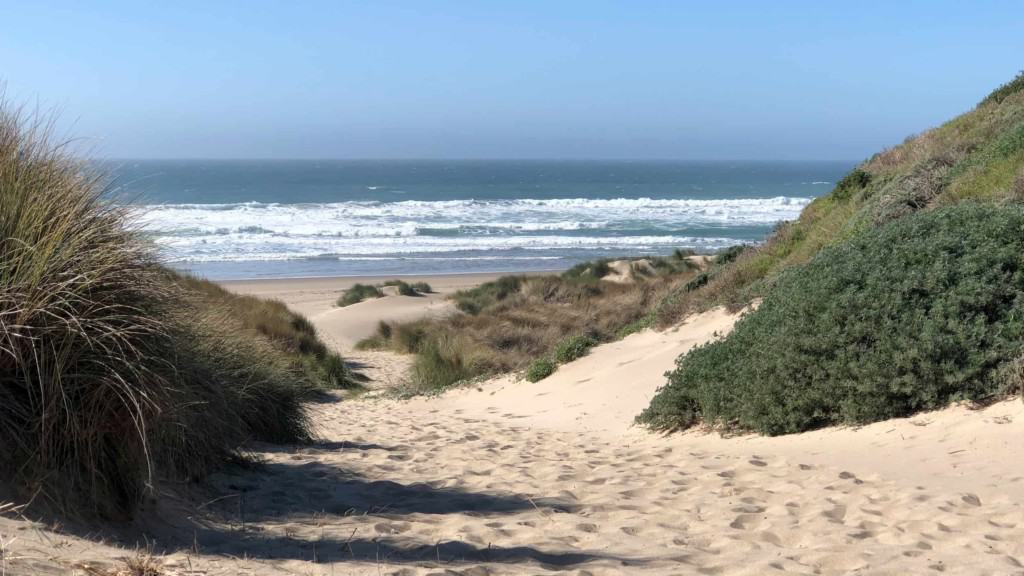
0, 108, 350, 516
642, 72, 1024, 434
653, 72, 1024, 324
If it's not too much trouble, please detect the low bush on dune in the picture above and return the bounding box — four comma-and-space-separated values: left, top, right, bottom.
525, 358, 556, 383
0, 109, 339, 516
554, 334, 597, 363
337, 283, 383, 307
640, 204, 1024, 435
519, 335, 597, 384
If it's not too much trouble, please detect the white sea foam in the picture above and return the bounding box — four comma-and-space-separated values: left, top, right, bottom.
137, 196, 810, 263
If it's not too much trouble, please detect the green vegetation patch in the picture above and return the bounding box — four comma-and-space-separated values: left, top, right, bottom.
554, 334, 598, 363
640, 204, 1024, 435
525, 358, 557, 382
337, 283, 384, 306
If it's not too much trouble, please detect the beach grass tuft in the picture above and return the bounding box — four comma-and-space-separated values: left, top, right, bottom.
0, 105, 340, 516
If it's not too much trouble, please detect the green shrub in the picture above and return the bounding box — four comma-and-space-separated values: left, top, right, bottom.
337, 283, 383, 306
525, 358, 557, 382
411, 281, 433, 294
640, 204, 1024, 435
554, 335, 598, 363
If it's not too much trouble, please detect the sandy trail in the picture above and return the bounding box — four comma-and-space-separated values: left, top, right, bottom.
4, 276, 1024, 575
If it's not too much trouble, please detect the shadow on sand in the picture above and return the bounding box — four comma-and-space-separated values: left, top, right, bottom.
39, 448, 637, 571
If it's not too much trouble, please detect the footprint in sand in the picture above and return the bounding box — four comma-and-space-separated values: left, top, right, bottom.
729, 513, 765, 530
823, 503, 848, 523
961, 493, 982, 507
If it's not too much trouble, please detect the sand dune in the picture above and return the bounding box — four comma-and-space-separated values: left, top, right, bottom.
4, 276, 1024, 575
436, 307, 740, 436
224, 273, 506, 386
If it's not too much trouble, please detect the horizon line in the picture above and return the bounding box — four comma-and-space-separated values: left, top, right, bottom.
96, 157, 860, 163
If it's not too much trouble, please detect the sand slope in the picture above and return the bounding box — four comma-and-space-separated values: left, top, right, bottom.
4, 281, 1024, 575
437, 307, 740, 436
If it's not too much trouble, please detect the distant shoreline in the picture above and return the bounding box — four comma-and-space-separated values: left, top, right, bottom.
217, 268, 559, 287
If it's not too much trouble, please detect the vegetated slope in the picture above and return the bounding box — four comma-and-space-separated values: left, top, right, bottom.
641, 204, 1024, 434
654, 72, 1024, 324
359, 255, 705, 391
177, 274, 354, 389
0, 108, 349, 517
641, 72, 1024, 434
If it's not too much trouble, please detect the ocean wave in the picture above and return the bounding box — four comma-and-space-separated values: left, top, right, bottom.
136, 197, 809, 236
136, 196, 807, 263
153, 234, 741, 262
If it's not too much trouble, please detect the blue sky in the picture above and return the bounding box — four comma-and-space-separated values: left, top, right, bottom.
2, 1, 1021, 160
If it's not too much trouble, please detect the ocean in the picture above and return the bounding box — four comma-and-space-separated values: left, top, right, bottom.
109, 160, 853, 280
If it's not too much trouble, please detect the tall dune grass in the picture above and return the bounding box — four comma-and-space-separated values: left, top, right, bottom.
0, 108, 173, 514
0, 107, 326, 516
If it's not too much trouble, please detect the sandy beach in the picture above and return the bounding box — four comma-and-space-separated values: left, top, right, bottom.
6, 8, 1024, 576
3, 273, 1024, 575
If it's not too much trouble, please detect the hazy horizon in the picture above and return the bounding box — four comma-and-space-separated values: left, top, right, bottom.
4, 1, 1023, 160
